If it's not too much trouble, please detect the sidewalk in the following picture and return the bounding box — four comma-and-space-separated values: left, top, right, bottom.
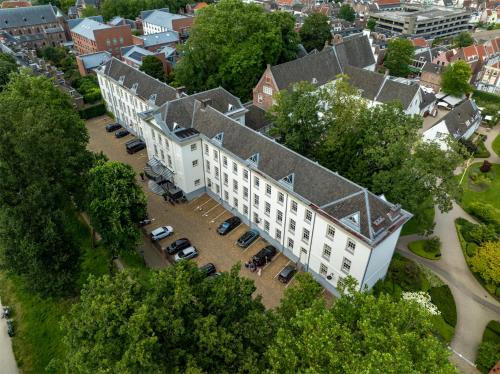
0, 299, 19, 374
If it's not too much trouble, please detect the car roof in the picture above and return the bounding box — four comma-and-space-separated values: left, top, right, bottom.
280, 266, 295, 275
151, 227, 166, 235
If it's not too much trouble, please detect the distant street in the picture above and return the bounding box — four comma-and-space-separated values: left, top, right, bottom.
0, 299, 18, 374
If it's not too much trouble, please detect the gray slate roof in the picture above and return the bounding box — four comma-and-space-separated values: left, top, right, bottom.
122, 45, 153, 64
143, 10, 187, 28
0, 5, 57, 29
101, 57, 177, 106
270, 33, 375, 90
78, 51, 111, 70
137, 30, 179, 47
440, 99, 482, 139
67, 15, 103, 30
244, 103, 271, 132
414, 46, 448, 64
71, 18, 110, 40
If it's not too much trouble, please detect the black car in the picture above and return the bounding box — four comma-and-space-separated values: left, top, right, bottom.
105, 123, 121, 132
236, 229, 259, 248
278, 265, 296, 283
199, 263, 217, 277
126, 140, 146, 154
217, 216, 241, 235
252, 245, 277, 266
165, 238, 191, 255
115, 129, 130, 138
6, 319, 14, 337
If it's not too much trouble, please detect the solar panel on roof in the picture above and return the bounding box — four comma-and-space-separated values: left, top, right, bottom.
129, 51, 146, 61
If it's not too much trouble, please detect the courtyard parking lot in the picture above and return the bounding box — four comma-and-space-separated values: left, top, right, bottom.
86, 116, 298, 308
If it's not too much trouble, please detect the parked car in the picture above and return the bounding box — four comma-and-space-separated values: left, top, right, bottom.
105, 123, 121, 132
126, 140, 146, 154
252, 245, 277, 266
138, 218, 152, 227
199, 263, 216, 277
165, 238, 191, 255
174, 246, 198, 262
115, 129, 130, 138
2, 306, 11, 318
217, 216, 241, 235
6, 319, 14, 337
150, 226, 174, 241
236, 229, 259, 248
278, 265, 296, 283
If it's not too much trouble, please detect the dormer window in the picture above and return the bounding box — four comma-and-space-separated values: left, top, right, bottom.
248, 153, 259, 166
228, 104, 234, 112
280, 173, 295, 190
312, 77, 318, 84
213, 132, 224, 144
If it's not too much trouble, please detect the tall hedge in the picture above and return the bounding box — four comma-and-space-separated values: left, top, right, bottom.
79, 103, 106, 119
429, 285, 457, 327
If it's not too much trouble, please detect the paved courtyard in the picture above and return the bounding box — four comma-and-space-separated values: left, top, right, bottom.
86, 116, 302, 309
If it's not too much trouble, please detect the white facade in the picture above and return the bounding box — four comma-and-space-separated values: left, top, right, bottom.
143, 21, 169, 35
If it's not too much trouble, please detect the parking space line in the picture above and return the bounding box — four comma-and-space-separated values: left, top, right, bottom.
202, 203, 220, 216
285, 273, 297, 288
210, 210, 229, 223
195, 198, 212, 211
136, 153, 147, 159
261, 252, 282, 272
187, 194, 204, 206
274, 260, 292, 279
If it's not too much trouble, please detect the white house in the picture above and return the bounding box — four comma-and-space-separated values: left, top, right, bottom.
141, 9, 192, 36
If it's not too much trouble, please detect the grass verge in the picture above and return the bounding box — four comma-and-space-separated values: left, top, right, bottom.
408, 239, 441, 260
493, 133, 500, 158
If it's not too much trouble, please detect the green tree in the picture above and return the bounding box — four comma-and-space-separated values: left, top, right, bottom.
81, 5, 99, 17
268, 275, 456, 373
61, 264, 274, 373
269, 11, 300, 63
470, 241, 500, 285
338, 4, 355, 22
0, 73, 91, 295
86, 161, 147, 255
441, 60, 472, 96
299, 12, 332, 52
367, 18, 376, 31
454, 31, 474, 48
476, 341, 500, 373
139, 55, 166, 81
0, 53, 17, 90
384, 38, 414, 77
174, 0, 293, 100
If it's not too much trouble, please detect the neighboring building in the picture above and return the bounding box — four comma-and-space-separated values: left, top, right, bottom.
121, 45, 154, 68
0, 5, 66, 48
476, 61, 500, 94
420, 62, 445, 93
96, 57, 181, 137
373, 0, 403, 11
331, 19, 364, 37
142, 9, 193, 37
131, 88, 412, 296
74, 0, 101, 18
75, 50, 111, 76
253, 33, 376, 110
132, 30, 179, 51
70, 18, 133, 58
423, 99, 481, 149
411, 46, 449, 71
1, 0, 31, 8
370, 5, 472, 38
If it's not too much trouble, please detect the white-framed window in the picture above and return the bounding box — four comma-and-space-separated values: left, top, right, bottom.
154, 144, 158, 156
194, 179, 200, 186
320, 263, 328, 276
265, 202, 271, 216
215, 184, 220, 194
265, 184, 271, 196
275, 228, 282, 240
222, 156, 227, 167
287, 238, 294, 249
233, 180, 238, 192
167, 156, 172, 168
192, 160, 198, 167
322, 244, 332, 261
205, 160, 211, 172
160, 149, 165, 160
233, 197, 238, 208
204, 144, 209, 155
243, 169, 249, 181
264, 220, 270, 232
254, 176, 260, 188
253, 194, 259, 208
326, 225, 335, 239
263, 85, 273, 95
302, 228, 310, 243
277, 192, 284, 204
341, 257, 351, 274
243, 204, 248, 214
243, 186, 249, 200
289, 219, 295, 233
291, 200, 298, 214
213, 149, 218, 160
258, 93, 263, 103
207, 178, 212, 188
232, 162, 238, 174
253, 212, 259, 224
276, 210, 283, 224
190, 143, 197, 151
165, 138, 169, 150
305, 209, 312, 223
151, 128, 155, 140
224, 190, 229, 201
223, 173, 228, 186
301, 247, 308, 255
346, 239, 356, 254
214, 166, 219, 178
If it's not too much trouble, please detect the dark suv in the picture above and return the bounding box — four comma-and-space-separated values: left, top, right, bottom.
236, 229, 259, 248
105, 123, 121, 132
6, 319, 14, 337
165, 238, 191, 255
199, 263, 217, 277
126, 139, 146, 154
217, 216, 241, 235
278, 265, 296, 283
252, 246, 277, 266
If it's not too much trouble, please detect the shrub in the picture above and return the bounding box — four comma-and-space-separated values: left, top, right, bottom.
424, 236, 441, 253
388, 256, 424, 291
79, 103, 106, 119
466, 242, 478, 257
476, 341, 500, 373
459, 138, 477, 155
461, 223, 497, 245
466, 202, 500, 233
429, 285, 457, 327
480, 160, 492, 173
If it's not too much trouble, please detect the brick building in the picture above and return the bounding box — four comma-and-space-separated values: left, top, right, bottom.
70, 18, 133, 58
141, 9, 193, 38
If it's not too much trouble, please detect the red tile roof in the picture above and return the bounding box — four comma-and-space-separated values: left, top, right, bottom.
412, 37, 428, 48
193, 2, 208, 10
375, 0, 401, 5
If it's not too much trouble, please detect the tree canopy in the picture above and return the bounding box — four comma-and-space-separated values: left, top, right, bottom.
338, 4, 356, 22
174, 0, 299, 100
299, 12, 332, 52
470, 241, 500, 286
454, 32, 474, 48
367, 18, 376, 31
101, 0, 190, 20
441, 60, 472, 97
139, 55, 166, 82
0, 53, 17, 91
0, 72, 91, 295
384, 38, 415, 77
80, 5, 99, 17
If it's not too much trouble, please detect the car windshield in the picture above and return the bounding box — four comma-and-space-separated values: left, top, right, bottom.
221, 222, 230, 228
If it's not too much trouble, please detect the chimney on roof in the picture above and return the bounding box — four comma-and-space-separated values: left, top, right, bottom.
387, 204, 401, 221
200, 98, 212, 109
175, 86, 186, 98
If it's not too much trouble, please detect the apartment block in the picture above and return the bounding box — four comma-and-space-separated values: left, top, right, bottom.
141, 9, 193, 37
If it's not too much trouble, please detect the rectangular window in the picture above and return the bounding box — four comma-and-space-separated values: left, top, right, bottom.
213, 149, 218, 160
154, 144, 158, 156
346, 239, 356, 254
326, 225, 335, 239
205, 160, 211, 173
223, 173, 228, 186
207, 178, 212, 188
192, 160, 198, 167
204, 144, 209, 155
302, 228, 310, 243
233, 197, 238, 208
265, 202, 271, 216
222, 156, 227, 167
224, 190, 229, 201
254, 176, 260, 188
266, 184, 271, 196
243, 169, 249, 181
305, 209, 312, 223
320, 263, 328, 276
289, 219, 295, 233
165, 138, 169, 150
190, 143, 197, 151
160, 149, 165, 160
214, 166, 219, 178
301, 247, 308, 255
342, 258, 351, 274
278, 192, 284, 204
167, 155, 172, 168
194, 179, 200, 186
287, 238, 294, 250
291, 200, 298, 214
253, 194, 259, 208
233, 180, 238, 193
322, 244, 332, 261
276, 210, 283, 224
275, 229, 282, 240
263, 85, 273, 95
243, 186, 249, 200
264, 220, 270, 232
232, 162, 238, 174
243, 204, 248, 214
151, 129, 155, 140
253, 212, 259, 224
215, 184, 220, 194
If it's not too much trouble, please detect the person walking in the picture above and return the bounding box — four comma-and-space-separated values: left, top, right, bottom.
140, 172, 145, 181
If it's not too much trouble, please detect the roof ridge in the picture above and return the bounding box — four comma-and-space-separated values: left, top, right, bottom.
363, 189, 374, 239
319, 190, 364, 209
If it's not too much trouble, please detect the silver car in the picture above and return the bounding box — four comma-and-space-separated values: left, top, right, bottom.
174, 246, 198, 262
150, 226, 174, 241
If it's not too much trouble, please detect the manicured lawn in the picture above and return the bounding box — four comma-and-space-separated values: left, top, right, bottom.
493, 133, 500, 158
401, 199, 435, 236
474, 140, 491, 158
408, 239, 441, 260
458, 162, 500, 211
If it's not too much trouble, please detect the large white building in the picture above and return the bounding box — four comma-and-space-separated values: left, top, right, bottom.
97, 58, 412, 296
